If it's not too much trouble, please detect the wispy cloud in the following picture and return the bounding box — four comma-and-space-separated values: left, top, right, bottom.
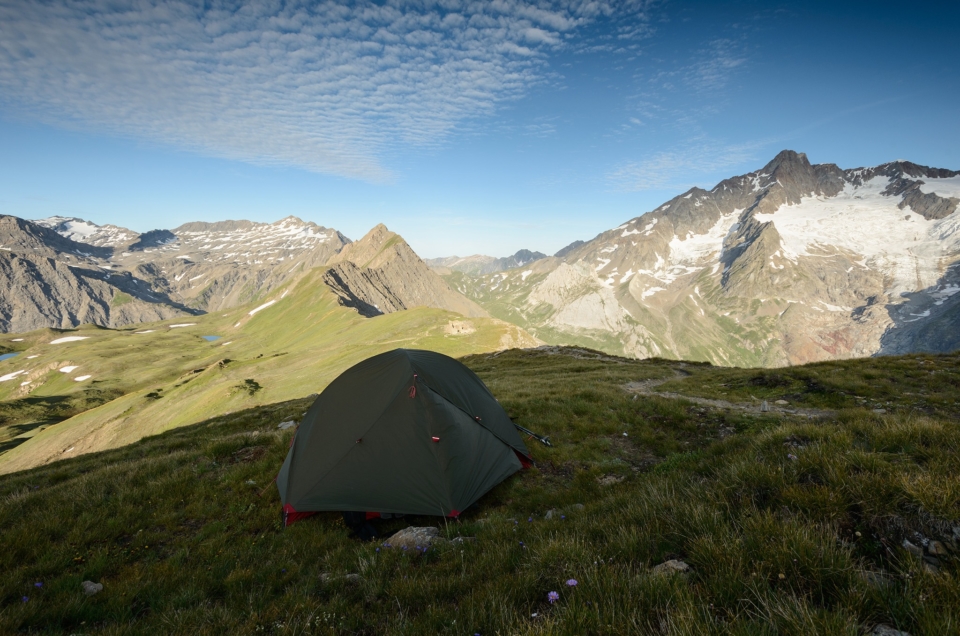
686, 38, 747, 93
606, 137, 771, 191
0, 0, 637, 183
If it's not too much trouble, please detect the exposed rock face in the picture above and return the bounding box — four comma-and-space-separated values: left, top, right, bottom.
2, 215, 348, 332
325, 225, 487, 318
450, 151, 960, 366
0, 216, 194, 332
427, 249, 547, 276
5, 213, 498, 333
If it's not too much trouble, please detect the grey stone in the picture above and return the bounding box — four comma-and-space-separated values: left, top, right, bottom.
320, 573, 362, 585
81, 580, 103, 596
544, 509, 557, 520
384, 526, 440, 550
277, 420, 296, 430
760, 400, 769, 412
902, 539, 923, 558
873, 408, 887, 414
775, 399, 789, 405
652, 559, 691, 575
570, 503, 584, 511
872, 625, 911, 636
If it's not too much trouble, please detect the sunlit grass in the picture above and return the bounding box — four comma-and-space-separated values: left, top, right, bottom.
0, 347, 957, 634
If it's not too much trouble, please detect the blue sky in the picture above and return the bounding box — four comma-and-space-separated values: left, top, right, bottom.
1, 0, 957, 258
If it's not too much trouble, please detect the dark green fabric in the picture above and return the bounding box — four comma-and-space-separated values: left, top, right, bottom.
278, 349, 529, 517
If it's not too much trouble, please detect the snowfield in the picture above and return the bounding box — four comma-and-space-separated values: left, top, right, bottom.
755, 176, 955, 294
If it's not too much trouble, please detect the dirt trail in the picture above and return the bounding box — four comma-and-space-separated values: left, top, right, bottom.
624, 369, 836, 419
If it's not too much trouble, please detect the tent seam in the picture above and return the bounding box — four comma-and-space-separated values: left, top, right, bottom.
414, 374, 532, 461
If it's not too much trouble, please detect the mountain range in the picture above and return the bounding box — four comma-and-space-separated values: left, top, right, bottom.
426, 249, 547, 276
0, 215, 481, 333
4, 149, 959, 367
441, 150, 960, 366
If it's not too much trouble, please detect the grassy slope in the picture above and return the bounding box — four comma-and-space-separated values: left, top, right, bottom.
0, 268, 532, 474
1, 347, 958, 634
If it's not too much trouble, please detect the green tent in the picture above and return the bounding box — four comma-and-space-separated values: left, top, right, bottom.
277, 348, 531, 525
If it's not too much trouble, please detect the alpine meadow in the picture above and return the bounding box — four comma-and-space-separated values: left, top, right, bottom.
1, 0, 958, 635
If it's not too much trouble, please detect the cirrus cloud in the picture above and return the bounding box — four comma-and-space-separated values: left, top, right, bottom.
0, 0, 647, 182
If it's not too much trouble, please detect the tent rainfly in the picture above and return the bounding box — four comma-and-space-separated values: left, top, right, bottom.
277, 348, 532, 526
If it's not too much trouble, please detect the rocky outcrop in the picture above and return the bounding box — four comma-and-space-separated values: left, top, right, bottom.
325, 225, 487, 318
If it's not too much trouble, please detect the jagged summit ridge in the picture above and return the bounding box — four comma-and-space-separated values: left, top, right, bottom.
324, 225, 488, 318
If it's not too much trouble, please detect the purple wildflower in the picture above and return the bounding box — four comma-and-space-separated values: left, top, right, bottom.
566, 579, 578, 587
21, 596, 29, 603
34, 582, 43, 588
376, 547, 380, 552
528, 517, 533, 522
547, 591, 560, 604
561, 515, 566, 520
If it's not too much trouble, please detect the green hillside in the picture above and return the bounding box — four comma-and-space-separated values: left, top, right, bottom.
0, 267, 535, 475
1, 347, 958, 634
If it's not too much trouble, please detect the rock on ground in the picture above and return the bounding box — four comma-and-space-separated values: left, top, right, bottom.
652, 559, 691, 575
81, 581, 103, 596
873, 625, 911, 636
384, 526, 440, 550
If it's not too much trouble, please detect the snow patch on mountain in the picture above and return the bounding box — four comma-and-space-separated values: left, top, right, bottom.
755, 177, 952, 294
919, 176, 960, 199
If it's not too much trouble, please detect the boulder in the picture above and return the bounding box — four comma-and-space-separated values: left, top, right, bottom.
383, 526, 440, 550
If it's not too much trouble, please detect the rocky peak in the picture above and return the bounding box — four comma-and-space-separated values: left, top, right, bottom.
33, 216, 139, 248
328, 223, 405, 270
323, 225, 487, 319
1, 215, 111, 259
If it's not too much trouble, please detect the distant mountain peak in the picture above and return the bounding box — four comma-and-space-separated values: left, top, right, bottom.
426, 249, 547, 276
